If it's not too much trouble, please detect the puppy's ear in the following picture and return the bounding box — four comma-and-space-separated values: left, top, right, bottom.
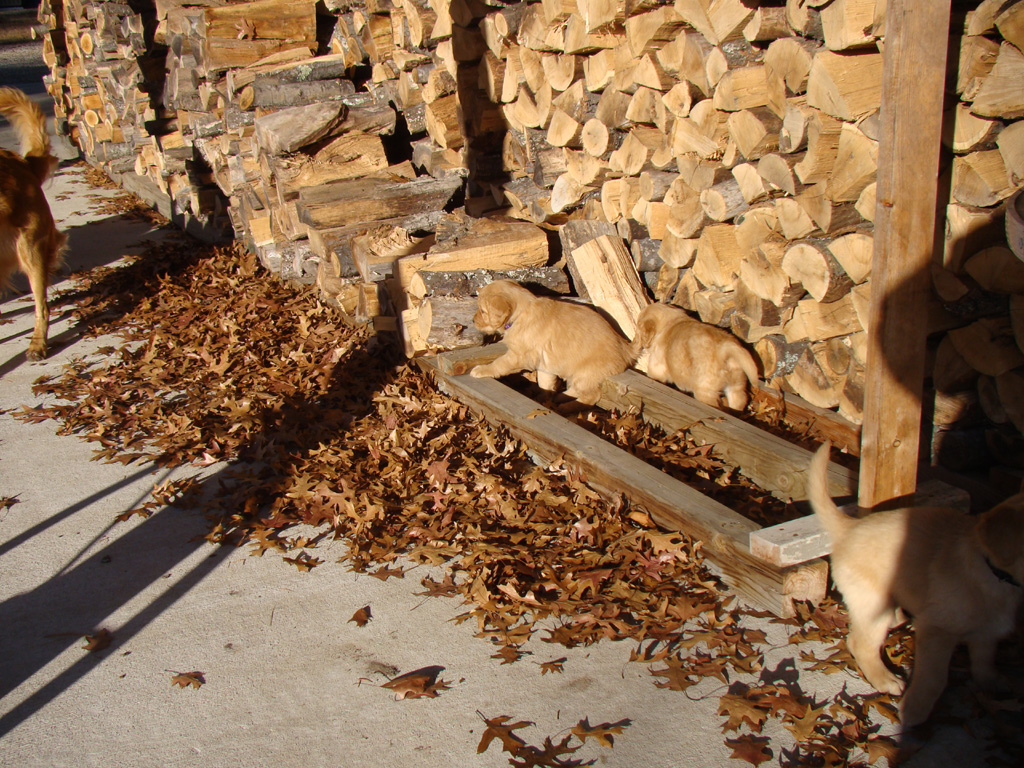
631, 316, 656, 353
975, 495, 1024, 570
489, 293, 515, 326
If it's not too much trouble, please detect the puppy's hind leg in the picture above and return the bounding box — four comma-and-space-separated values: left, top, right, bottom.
900, 627, 958, 729
18, 236, 50, 360
844, 594, 904, 695
536, 370, 559, 391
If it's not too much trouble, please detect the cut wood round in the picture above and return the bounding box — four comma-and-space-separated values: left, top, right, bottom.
756, 152, 800, 196
639, 169, 677, 202
547, 108, 583, 147
971, 42, 1024, 119
854, 182, 876, 222
978, 374, 1009, 425
581, 117, 610, 156
944, 103, 1003, 153
775, 197, 817, 240
997, 121, 1024, 186
929, 388, 981, 427
779, 101, 813, 153
550, 173, 593, 213
997, 369, 1024, 435
952, 150, 1014, 207
827, 232, 872, 284
933, 332, 981, 393
782, 241, 854, 303
425, 94, 464, 150
727, 107, 782, 160
662, 81, 696, 117
806, 49, 883, 122
1013, 294, 1024, 356
949, 317, 1024, 377
542, 53, 583, 91
731, 163, 769, 204
755, 334, 807, 379
786, 345, 840, 408
693, 288, 736, 327
764, 36, 818, 95
700, 178, 749, 222
744, 6, 791, 42
965, 246, 1024, 293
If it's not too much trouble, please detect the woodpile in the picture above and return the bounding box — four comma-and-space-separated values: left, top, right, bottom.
35, 0, 1024, 480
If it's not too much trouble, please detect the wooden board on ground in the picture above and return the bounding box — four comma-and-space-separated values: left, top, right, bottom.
420, 353, 828, 618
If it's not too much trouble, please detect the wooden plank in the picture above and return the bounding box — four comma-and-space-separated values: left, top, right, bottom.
436, 344, 858, 500
858, 0, 953, 510
420, 356, 827, 616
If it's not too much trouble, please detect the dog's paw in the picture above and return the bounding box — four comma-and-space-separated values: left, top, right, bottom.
26, 345, 47, 361
469, 365, 492, 379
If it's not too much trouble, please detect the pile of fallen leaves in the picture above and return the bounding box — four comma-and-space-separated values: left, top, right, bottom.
18, 232, 1024, 767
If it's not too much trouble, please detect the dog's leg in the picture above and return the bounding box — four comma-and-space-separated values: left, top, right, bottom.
19, 236, 50, 360
844, 596, 903, 695
900, 627, 957, 729
536, 370, 558, 391
966, 634, 1000, 691
470, 351, 525, 380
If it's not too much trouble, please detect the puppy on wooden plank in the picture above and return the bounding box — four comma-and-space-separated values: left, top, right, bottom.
631, 302, 759, 411
470, 279, 632, 405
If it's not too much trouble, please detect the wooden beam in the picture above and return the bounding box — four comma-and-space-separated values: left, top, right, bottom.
420, 355, 827, 616
858, 0, 952, 510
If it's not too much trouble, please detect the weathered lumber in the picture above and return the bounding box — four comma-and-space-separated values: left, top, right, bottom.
297, 174, 463, 231
859, 0, 953, 511
423, 351, 827, 616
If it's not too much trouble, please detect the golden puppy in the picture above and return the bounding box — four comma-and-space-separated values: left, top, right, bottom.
809, 441, 1024, 729
470, 280, 632, 405
631, 302, 758, 411
1, 87, 66, 360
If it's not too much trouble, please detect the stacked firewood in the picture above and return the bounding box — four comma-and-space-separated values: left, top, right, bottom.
35, 0, 1024, 475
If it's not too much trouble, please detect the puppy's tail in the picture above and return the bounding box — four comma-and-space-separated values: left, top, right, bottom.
729, 345, 760, 386
0, 87, 56, 184
808, 440, 855, 544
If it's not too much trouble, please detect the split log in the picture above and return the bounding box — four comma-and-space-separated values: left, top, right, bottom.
948, 317, 1024, 377
782, 241, 854, 303
297, 174, 463, 231
806, 49, 883, 122
565, 233, 649, 338
971, 42, 1024, 119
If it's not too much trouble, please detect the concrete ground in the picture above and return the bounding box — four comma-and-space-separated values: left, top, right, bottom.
0, 21, 1014, 768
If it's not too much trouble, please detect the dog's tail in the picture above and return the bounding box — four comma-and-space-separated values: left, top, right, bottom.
0, 87, 56, 184
728, 345, 760, 386
808, 440, 855, 543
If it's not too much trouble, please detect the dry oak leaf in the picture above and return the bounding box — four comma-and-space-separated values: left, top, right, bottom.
782, 704, 826, 742
83, 628, 113, 653
718, 692, 771, 733
349, 606, 372, 627
492, 645, 529, 665
509, 734, 584, 768
570, 717, 631, 748
725, 734, 773, 766
538, 657, 566, 675
283, 552, 323, 572
381, 666, 449, 700
477, 714, 533, 755
171, 671, 206, 689
866, 735, 901, 765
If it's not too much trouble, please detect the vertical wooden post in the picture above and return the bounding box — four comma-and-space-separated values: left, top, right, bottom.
858, 0, 953, 510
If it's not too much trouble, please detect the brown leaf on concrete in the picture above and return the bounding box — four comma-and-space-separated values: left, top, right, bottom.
477, 714, 533, 755
82, 628, 113, 653
381, 666, 449, 700
725, 735, 772, 766
570, 717, 631, 747
349, 606, 372, 627
171, 671, 205, 689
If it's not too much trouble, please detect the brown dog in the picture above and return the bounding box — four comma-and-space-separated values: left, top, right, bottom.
1, 87, 66, 360
631, 302, 758, 411
470, 280, 632, 405
809, 441, 1024, 729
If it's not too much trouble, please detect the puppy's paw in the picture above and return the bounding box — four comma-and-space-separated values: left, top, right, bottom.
26, 344, 47, 361
866, 669, 904, 697
470, 364, 494, 379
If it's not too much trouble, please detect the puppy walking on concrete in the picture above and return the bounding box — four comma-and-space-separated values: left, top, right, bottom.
1, 86, 66, 360
808, 441, 1024, 729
